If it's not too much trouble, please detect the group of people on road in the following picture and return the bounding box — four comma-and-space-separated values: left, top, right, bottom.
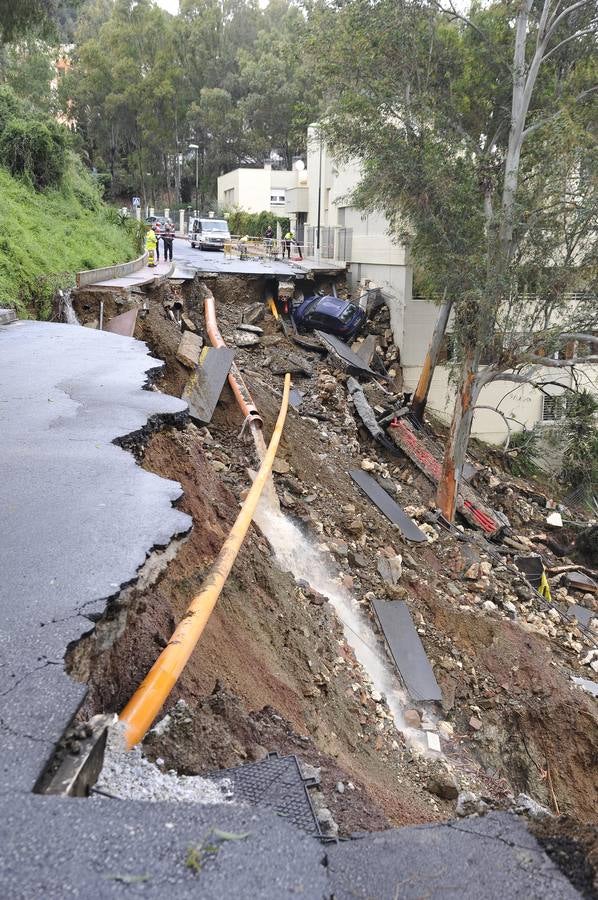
263, 225, 303, 260
145, 219, 175, 267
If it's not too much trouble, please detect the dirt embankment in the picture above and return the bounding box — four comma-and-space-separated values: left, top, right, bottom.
69, 273, 598, 840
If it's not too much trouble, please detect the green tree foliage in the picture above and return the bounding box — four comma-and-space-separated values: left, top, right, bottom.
0, 0, 81, 44
561, 390, 598, 493
0, 40, 56, 112
0, 117, 67, 187
226, 209, 289, 237
308, 0, 597, 518
63, 0, 315, 204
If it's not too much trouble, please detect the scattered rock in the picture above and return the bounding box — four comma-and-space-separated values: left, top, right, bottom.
403, 708, 422, 729
181, 314, 197, 333
426, 765, 459, 800
469, 716, 483, 731
464, 563, 480, 580
241, 302, 265, 325
360, 459, 377, 472
377, 554, 403, 585
176, 331, 203, 368
514, 793, 552, 820
237, 323, 264, 335
234, 329, 261, 347
456, 791, 488, 817
272, 458, 290, 475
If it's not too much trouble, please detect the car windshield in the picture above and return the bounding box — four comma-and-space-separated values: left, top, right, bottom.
339, 303, 358, 322
200, 220, 228, 231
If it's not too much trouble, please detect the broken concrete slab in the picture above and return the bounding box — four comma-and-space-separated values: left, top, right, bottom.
241, 302, 265, 325
350, 469, 428, 543
104, 307, 138, 337
568, 603, 595, 629
176, 330, 203, 368
0, 308, 17, 325
572, 676, 598, 697
182, 347, 234, 425
352, 334, 377, 366
315, 330, 387, 379
564, 570, 598, 593
0, 320, 190, 797
372, 599, 442, 702
237, 323, 264, 335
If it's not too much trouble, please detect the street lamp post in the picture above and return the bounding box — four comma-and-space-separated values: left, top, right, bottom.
188, 143, 199, 217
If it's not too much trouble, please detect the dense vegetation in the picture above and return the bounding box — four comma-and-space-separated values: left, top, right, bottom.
0, 84, 139, 315
56, 0, 316, 209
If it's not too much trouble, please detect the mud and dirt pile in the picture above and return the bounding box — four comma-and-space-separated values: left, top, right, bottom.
71, 274, 597, 853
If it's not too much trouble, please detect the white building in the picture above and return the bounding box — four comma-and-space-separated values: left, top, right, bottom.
217, 165, 300, 215
302, 124, 412, 344
216, 133, 596, 448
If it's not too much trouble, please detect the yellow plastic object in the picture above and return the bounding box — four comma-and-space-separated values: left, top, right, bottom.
267, 296, 279, 320
539, 570, 552, 601
119, 374, 291, 748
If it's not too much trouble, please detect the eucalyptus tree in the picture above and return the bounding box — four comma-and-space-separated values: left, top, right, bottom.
310, 0, 597, 520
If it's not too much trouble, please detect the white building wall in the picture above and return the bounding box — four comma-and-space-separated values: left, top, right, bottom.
218, 167, 299, 215
306, 124, 412, 343
401, 297, 596, 445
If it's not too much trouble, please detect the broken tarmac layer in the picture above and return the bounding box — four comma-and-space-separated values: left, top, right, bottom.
0, 319, 331, 898
72, 276, 598, 830
1, 281, 597, 895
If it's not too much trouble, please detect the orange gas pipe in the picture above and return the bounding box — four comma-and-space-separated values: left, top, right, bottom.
119, 374, 291, 748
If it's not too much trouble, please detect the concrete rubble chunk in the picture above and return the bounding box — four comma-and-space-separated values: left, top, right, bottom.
234, 329, 261, 347
177, 330, 203, 368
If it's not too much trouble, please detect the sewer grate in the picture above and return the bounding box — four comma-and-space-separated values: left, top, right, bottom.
205, 753, 322, 837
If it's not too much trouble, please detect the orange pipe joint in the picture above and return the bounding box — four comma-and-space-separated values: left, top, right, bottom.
204, 292, 262, 426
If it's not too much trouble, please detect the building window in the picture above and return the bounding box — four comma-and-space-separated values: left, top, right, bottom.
223, 188, 235, 205
270, 190, 286, 205
542, 394, 568, 422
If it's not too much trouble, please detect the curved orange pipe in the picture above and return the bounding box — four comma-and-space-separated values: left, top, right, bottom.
204, 291, 262, 426
119, 374, 291, 748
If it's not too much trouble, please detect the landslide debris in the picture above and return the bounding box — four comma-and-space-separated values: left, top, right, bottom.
76, 274, 597, 843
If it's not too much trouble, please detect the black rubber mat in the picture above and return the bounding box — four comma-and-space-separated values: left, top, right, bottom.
350, 469, 428, 542
205, 753, 321, 837
372, 599, 442, 702
182, 346, 234, 424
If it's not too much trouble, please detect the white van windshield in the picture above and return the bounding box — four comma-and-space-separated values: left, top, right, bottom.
200, 219, 228, 231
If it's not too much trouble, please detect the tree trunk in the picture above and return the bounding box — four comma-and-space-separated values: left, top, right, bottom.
436, 356, 481, 521
411, 292, 452, 422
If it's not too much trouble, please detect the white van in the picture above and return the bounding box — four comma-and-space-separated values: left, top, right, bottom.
188, 217, 230, 251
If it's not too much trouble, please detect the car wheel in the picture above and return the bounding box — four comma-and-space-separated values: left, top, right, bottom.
190, 241, 196, 249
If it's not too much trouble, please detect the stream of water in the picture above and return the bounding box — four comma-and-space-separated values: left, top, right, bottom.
249, 421, 411, 736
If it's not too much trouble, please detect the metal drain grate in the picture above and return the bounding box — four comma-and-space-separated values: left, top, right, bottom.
205, 753, 321, 837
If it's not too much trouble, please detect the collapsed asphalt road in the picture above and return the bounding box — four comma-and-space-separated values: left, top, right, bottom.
0, 313, 595, 898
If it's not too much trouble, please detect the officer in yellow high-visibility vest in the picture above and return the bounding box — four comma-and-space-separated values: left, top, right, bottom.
145, 225, 157, 267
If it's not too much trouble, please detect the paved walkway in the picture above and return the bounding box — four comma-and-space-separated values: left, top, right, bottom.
88, 259, 174, 289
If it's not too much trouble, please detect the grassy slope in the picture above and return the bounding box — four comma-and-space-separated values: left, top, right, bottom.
0, 154, 139, 316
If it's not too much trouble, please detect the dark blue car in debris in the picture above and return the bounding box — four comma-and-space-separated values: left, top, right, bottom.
292, 294, 366, 342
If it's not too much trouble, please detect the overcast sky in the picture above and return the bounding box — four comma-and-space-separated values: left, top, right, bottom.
155, 0, 179, 14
